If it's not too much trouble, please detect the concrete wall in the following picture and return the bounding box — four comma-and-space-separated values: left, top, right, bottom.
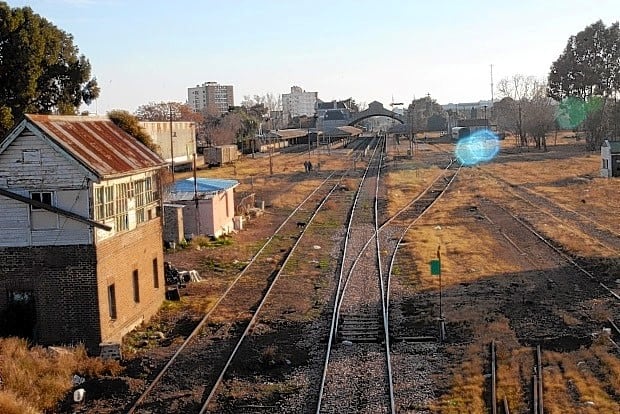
139, 121, 198, 167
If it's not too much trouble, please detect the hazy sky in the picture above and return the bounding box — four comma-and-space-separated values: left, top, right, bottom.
8, 0, 620, 114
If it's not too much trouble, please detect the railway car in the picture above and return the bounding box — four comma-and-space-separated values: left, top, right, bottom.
451, 126, 470, 141
205, 145, 240, 166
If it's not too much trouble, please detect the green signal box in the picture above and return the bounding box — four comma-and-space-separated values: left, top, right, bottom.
430, 259, 441, 276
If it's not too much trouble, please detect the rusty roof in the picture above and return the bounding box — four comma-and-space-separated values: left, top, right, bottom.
25, 114, 166, 178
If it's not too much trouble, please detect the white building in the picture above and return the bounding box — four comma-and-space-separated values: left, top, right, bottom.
139, 121, 198, 170
282, 86, 318, 125
188, 82, 234, 114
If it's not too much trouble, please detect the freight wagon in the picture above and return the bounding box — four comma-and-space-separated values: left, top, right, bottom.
205, 145, 240, 166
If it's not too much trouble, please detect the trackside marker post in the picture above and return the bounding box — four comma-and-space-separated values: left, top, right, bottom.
430, 245, 445, 342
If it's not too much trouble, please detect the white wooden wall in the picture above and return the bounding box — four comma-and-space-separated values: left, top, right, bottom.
0, 131, 92, 246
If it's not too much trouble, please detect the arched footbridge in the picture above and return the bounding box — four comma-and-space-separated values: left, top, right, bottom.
347, 101, 404, 126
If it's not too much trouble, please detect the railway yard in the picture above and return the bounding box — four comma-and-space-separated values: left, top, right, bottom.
61, 133, 620, 413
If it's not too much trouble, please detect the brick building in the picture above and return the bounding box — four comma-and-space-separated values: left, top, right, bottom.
0, 115, 167, 353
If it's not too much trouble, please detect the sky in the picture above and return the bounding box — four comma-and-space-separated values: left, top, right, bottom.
7, 0, 620, 114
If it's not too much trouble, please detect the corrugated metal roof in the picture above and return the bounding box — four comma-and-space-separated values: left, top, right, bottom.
167, 177, 238, 202
25, 114, 166, 178
270, 129, 309, 139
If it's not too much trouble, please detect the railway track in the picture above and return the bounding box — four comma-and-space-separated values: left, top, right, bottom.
317, 140, 461, 413
487, 341, 544, 414
126, 141, 372, 413
479, 169, 620, 256
317, 136, 390, 413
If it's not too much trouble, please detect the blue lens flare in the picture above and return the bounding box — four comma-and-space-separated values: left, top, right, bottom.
454, 130, 500, 166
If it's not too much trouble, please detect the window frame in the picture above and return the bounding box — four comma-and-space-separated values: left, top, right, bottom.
30, 191, 54, 210
108, 284, 117, 320
132, 270, 140, 303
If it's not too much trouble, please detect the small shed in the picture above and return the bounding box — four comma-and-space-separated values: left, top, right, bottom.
601, 139, 620, 177
166, 178, 239, 239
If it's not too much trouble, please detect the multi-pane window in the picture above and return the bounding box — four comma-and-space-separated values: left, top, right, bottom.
145, 177, 154, 203
135, 177, 156, 224
94, 187, 105, 219
104, 187, 114, 218
115, 183, 128, 231
135, 180, 146, 223
30, 192, 53, 210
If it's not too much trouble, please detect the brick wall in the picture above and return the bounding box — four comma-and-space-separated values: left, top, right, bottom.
0, 218, 165, 354
0, 245, 100, 351
96, 219, 165, 345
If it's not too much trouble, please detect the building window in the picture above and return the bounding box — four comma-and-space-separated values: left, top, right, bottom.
94, 187, 105, 220
153, 258, 159, 288
30, 191, 53, 210
108, 284, 117, 319
133, 270, 140, 303
104, 186, 114, 218
115, 183, 128, 232
135, 179, 146, 223
22, 149, 41, 164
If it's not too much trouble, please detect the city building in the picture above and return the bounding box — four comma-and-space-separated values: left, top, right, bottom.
282, 86, 318, 126
316, 100, 354, 131
188, 82, 234, 114
0, 115, 167, 353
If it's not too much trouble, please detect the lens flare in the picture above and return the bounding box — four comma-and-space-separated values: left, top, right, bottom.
555, 96, 603, 130
454, 130, 500, 166
556, 97, 586, 129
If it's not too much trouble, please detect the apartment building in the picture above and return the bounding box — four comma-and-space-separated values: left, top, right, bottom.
282, 86, 318, 126
188, 82, 234, 114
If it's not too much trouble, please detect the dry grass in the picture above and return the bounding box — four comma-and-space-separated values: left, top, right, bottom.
385, 165, 443, 216
544, 340, 620, 413
388, 137, 619, 412
0, 337, 121, 413
432, 348, 486, 413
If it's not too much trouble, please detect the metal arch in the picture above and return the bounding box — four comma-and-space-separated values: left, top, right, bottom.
347, 112, 405, 126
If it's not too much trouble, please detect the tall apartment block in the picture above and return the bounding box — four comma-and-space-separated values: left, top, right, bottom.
282, 86, 318, 124
188, 82, 234, 114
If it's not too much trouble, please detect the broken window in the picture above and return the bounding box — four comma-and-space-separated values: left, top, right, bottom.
30, 191, 53, 210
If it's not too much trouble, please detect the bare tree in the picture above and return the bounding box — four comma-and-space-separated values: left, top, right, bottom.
497, 75, 549, 147
522, 86, 556, 150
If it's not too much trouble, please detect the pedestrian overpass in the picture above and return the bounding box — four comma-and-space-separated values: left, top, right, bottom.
347, 101, 404, 126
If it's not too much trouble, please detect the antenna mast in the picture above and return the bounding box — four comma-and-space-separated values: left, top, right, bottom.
490, 64, 494, 103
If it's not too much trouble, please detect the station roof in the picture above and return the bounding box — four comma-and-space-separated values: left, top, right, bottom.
265, 129, 323, 140
323, 126, 363, 137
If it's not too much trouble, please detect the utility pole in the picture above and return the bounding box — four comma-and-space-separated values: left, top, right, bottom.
169, 103, 175, 182
490, 64, 494, 103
